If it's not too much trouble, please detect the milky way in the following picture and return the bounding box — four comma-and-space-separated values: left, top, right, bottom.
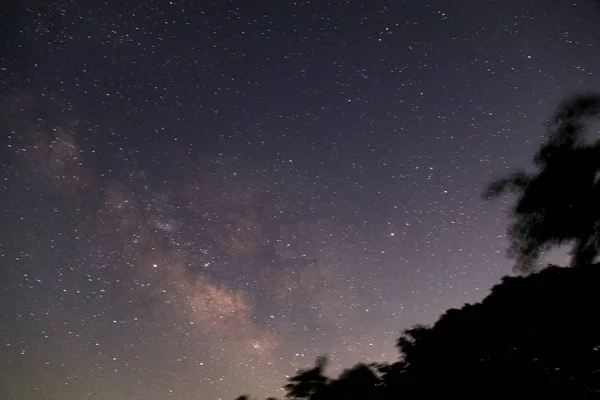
1, 1, 599, 399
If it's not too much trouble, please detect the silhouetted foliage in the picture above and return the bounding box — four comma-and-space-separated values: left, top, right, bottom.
284, 356, 329, 399
485, 92, 600, 271
390, 264, 600, 398
315, 363, 381, 400
237, 264, 600, 399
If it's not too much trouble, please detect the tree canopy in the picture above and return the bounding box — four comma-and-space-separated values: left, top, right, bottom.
485, 93, 600, 271
388, 263, 600, 398
237, 264, 600, 399
283, 355, 329, 399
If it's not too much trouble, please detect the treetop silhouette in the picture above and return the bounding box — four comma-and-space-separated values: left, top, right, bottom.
485, 92, 600, 271
283, 355, 328, 399
259, 264, 600, 400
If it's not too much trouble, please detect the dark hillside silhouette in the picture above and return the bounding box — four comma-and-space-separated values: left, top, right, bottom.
485, 93, 600, 271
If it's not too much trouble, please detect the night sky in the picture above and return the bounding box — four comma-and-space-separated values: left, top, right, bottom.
1, 1, 599, 399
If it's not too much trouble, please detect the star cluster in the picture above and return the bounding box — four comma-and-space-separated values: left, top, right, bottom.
1, 1, 599, 399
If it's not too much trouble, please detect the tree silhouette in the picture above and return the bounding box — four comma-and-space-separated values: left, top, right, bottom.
485, 93, 600, 271
283, 356, 329, 399
318, 363, 381, 400
387, 264, 600, 398
237, 263, 600, 400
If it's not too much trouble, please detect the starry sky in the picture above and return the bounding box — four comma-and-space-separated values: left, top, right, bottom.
1, 1, 599, 399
